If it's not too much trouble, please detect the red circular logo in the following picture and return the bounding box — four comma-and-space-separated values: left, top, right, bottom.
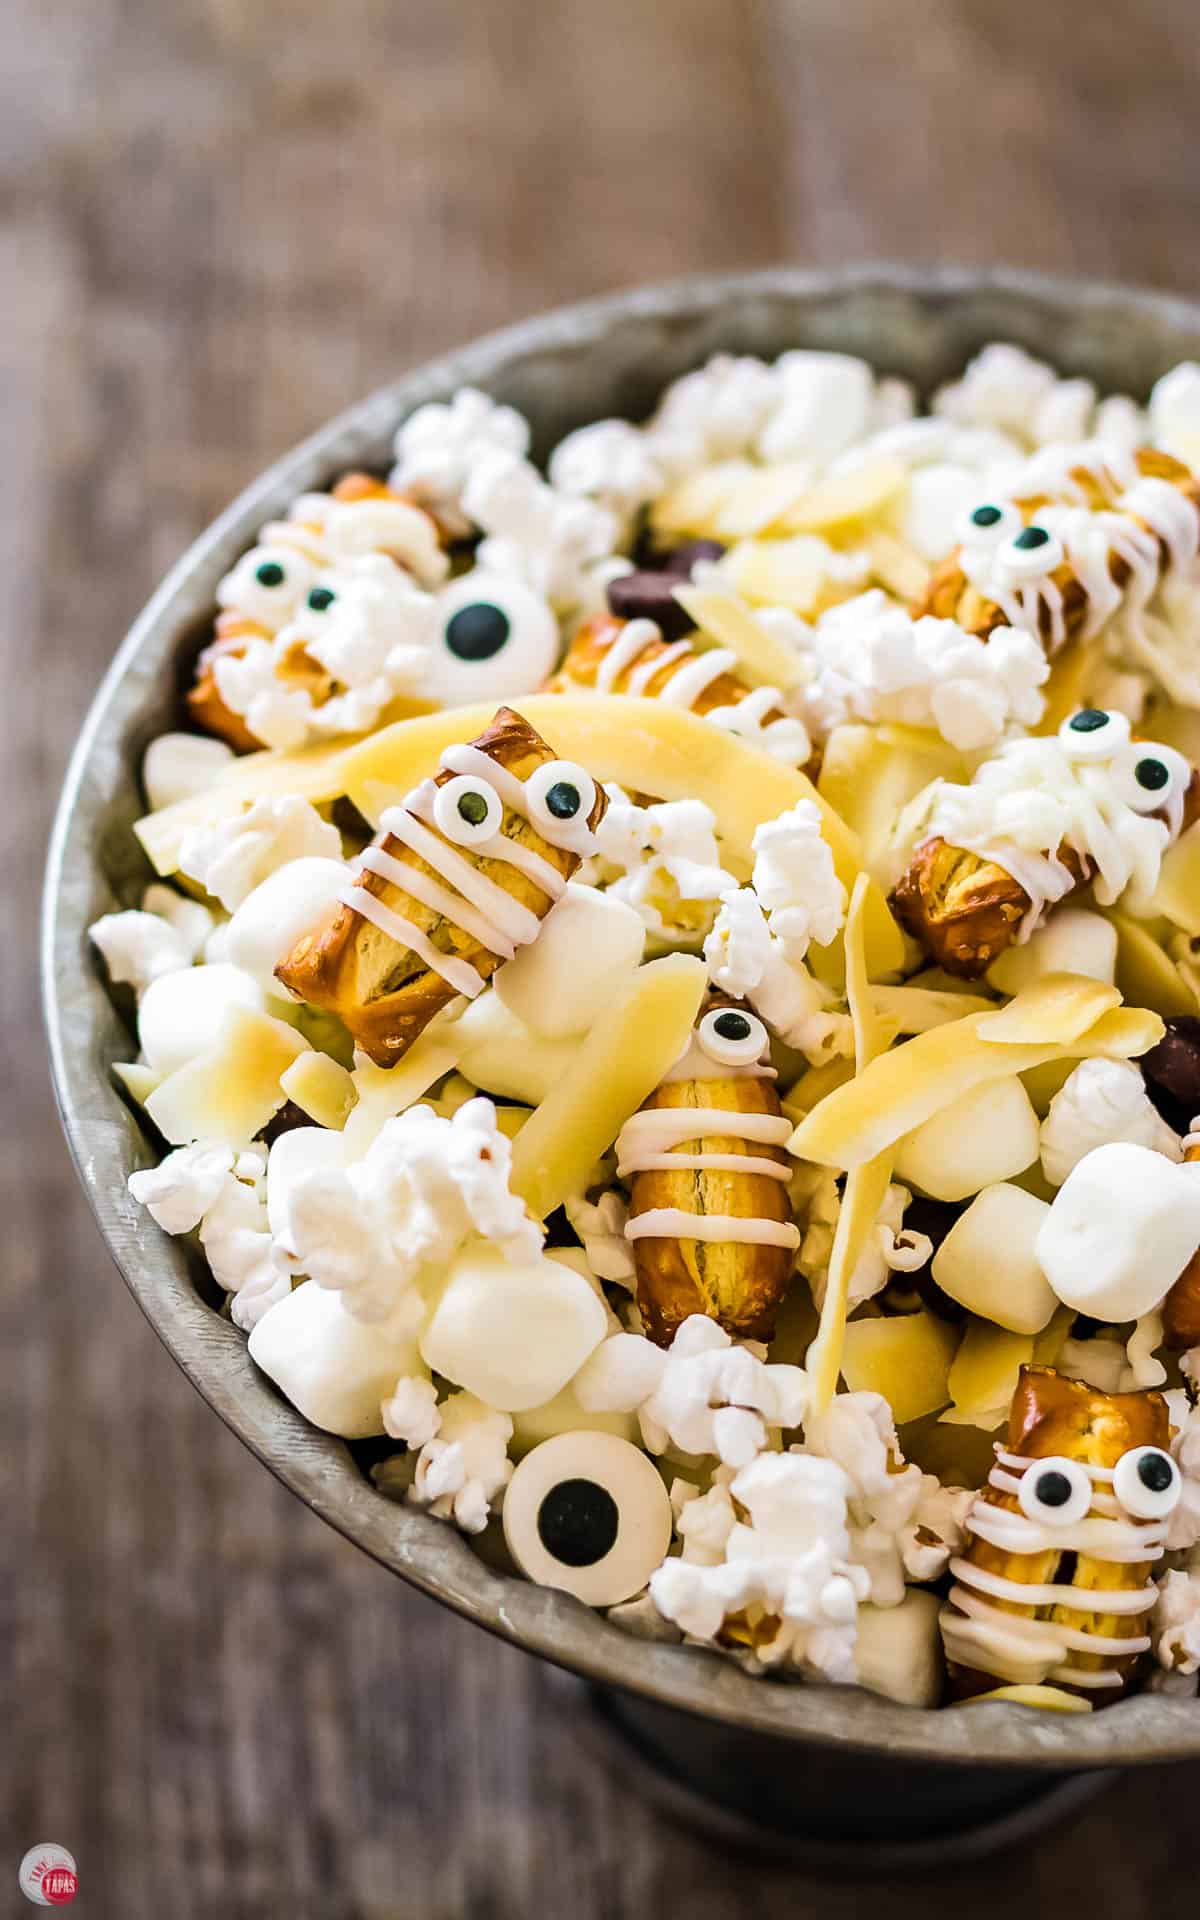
41, 1867, 78, 1906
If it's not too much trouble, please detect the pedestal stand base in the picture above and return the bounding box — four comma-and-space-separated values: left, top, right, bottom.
548, 1672, 1113, 1868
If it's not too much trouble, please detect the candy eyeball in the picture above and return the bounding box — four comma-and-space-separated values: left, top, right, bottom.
697, 1005, 769, 1069
1113, 1445, 1182, 1520
996, 522, 1065, 580
1114, 741, 1192, 819
524, 760, 598, 852
424, 570, 560, 704
216, 545, 320, 630
502, 1430, 673, 1606
306, 583, 338, 614
433, 773, 504, 846
1017, 1456, 1092, 1527
956, 500, 1022, 549
1058, 707, 1133, 761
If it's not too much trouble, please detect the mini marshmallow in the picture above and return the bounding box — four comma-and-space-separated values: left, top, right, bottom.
495, 882, 645, 1038
266, 1126, 345, 1246
225, 856, 352, 995
142, 731, 236, 812
1035, 1142, 1200, 1322
453, 993, 580, 1106
420, 1243, 608, 1413
248, 1281, 423, 1438
894, 1075, 1040, 1203
137, 963, 265, 1074
988, 907, 1118, 995
853, 1591, 944, 1707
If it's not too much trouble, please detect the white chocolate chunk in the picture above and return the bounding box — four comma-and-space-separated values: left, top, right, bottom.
248, 1281, 423, 1438
278, 1050, 357, 1130
420, 1243, 608, 1413
225, 856, 352, 994
1036, 1143, 1200, 1321
894, 1075, 1039, 1203
145, 1006, 308, 1147
932, 1183, 1058, 1333
137, 963, 265, 1074
987, 909, 1118, 996
494, 882, 646, 1038
854, 1590, 944, 1707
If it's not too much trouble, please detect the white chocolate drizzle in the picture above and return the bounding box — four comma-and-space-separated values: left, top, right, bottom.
941, 1445, 1165, 1689
338, 748, 571, 998
617, 1105, 799, 1248
592, 616, 738, 713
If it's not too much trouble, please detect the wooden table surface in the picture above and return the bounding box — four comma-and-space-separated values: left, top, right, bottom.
7, 0, 1200, 1912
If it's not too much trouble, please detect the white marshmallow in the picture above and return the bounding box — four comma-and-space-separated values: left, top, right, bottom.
987, 908, 1118, 995
420, 1243, 608, 1412
142, 731, 236, 811
853, 1591, 944, 1707
894, 1074, 1039, 1203
247, 1281, 423, 1438
1036, 1143, 1200, 1322
137, 962, 264, 1073
896, 463, 982, 563
225, 856, 352, 995
932, 1183, 1058, 1333
494, 882, 645, 1038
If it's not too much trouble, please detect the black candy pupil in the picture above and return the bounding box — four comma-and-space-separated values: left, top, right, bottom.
1069, 708, 1109, 733
971, 505, 1003, 528
1036, 1470, 1073, 1508
545, 781, 581, 819
308, 586, 335, 611
1138, 1451, 1174, 1492
457, 790, 490, 827
446, 602, 511, 662
1014, 525, 1050, 550
1135, 757, 1170, 792
536, 1478, 619, 1567
713, 1011, 752, 1041
256, 561, 285, 587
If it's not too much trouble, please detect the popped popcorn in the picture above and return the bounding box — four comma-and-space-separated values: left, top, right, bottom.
381, 1374, 443, 1449
280, 1097, 542, 1324
590, 786, 735, 943
129, 1143, 290, 1331
1152, 1565, 1200, 1675
574, 1315, 808, 1469
178, 797, 343, 912
407, 1391, 514, 1534
390, 387, 532, 536
1040, 1057, 1183, 1187
462, 450, 619, 610
548, 418, 666, 533
800, 1175, 933, 1313
90, 884, 215, 996
649, 1450, 869, 1682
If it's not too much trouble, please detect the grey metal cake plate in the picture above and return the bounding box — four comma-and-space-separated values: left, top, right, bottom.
42, 268, 1200, 1823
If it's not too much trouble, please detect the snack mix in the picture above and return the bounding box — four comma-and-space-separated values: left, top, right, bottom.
93, 341, 1200, 1713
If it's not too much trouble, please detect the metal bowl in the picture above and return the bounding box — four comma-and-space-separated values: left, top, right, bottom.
43, 266, 1200, 1802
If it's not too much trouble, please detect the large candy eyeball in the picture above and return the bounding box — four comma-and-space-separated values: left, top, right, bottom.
1115, 741, 1192, 818
697, 1005, 769, 1068
955, 500, 1022, 549
216, 544, 320, 629
1058, 707, 1133, 761
1113, 1445, 1182, 1520
1017, 1456, 1093, 1527
433, 773, 504, 846
997, 522, 1065, 579
502, 1430, 673, 1606
525, 761, 598, 851
424, 571, 560, 705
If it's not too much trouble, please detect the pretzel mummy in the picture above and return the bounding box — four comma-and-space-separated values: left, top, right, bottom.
274, 707, 606, 1068
890, 709, 1198, 978
188, 473, 447, 752
549, 613, 806, 762
616, 1001, 799, 1346
941, 1366, 1180, 1702
916, 446, 1200, 654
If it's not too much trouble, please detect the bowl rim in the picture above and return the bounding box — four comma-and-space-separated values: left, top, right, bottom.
43, 261, 1200, 1769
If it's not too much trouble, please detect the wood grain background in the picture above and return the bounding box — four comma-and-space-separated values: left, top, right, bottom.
7, 0, 1200, 1913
